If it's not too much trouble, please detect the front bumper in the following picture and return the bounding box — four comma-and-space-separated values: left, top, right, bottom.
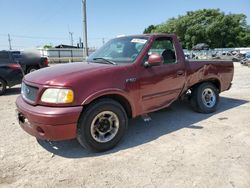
16, 96, 82, 141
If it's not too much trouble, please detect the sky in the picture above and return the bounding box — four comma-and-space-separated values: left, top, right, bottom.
0, 0, 250, 50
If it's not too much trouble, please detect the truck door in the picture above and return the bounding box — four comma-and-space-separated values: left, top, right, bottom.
139, 37, 186, 112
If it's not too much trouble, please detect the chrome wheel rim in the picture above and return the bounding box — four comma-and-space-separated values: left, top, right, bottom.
90, 111, 119, 143
202, 88, 216, 108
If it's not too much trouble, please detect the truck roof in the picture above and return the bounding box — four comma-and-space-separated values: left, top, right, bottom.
117, 33, 176, 38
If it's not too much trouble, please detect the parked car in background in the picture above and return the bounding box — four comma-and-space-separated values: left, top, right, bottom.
0, 51, 24, 95
16, 34, 234, 152
0, 50, 49, 74
245, 52, 250, 58
241, 51, 250, 66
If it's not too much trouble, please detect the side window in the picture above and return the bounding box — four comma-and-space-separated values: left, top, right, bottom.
0, 52, 9, 59
149, 38, 176, 64
0, 52, 10, 64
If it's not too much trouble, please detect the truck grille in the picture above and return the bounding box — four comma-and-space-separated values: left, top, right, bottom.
21, 83, 38, 102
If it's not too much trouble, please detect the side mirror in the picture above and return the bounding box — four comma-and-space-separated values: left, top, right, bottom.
144, 54, 164, 67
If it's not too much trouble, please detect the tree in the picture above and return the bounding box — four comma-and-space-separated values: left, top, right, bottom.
43, 44, 53, 49
143, 25, 156, 34
143, 9, 250, 49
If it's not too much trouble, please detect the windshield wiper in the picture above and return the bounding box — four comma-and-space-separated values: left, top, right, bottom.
92, 57, 117, 65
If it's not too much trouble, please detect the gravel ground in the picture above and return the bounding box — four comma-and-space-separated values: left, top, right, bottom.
0, 63, 250, 188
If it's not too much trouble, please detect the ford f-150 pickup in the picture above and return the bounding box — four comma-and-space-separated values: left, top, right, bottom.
16, 34, 234, 152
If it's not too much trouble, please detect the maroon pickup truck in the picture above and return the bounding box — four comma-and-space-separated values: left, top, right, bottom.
16, 34, 234, 152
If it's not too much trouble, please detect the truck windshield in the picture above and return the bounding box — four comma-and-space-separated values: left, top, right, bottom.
88, 36, 149, 64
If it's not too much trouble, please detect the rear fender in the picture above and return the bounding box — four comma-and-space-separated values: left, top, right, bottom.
187, 64, 222, 91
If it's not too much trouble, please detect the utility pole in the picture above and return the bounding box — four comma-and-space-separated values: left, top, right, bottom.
82, 0, 88, 61
79, 37, 82, 48
8, 34, 12, 50
102, 38, 105, 45
69, 32, 74, 46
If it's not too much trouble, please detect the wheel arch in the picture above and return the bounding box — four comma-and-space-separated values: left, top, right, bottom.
26, 65, 40, 74
0, 76, 8, 86
81, 91, 134, 118
189, 79, 221, 93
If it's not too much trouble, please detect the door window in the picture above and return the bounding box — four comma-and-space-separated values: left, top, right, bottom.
148, 38, 176, 64
0, 52, 10, 64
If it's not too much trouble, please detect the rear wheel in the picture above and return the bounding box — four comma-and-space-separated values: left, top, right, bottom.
191, 82, 219, 113
77, 99, 128, 152
0, 78, 6, 95
26, 66, 38, 74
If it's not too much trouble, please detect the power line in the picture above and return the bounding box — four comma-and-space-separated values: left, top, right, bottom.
12, 34, 67, 40
0, 33, 111, 41
0, 33, 111, 50
0, 44, 27, 48
0, 33, 67, 40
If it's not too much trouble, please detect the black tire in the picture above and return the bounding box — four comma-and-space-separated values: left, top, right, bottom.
26, 66, 38, 74
191, 82, 219, 113
0, 78, 7, 96
77, 98, 128, 152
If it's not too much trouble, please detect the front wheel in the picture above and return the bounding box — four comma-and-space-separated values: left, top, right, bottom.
77, 99, 128, 152
191, 82, 219, 113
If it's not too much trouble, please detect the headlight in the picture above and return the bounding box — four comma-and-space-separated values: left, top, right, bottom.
41, 88, 74, 104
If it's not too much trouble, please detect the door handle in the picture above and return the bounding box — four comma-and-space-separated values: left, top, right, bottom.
177, 70, 184, 76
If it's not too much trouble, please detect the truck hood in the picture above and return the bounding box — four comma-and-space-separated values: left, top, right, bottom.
24, 62, 112, 86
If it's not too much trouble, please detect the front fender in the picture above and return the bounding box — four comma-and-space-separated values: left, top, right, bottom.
81, 88, 136, 117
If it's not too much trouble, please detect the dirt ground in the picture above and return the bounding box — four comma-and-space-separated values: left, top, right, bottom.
0, 63, 250, 188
